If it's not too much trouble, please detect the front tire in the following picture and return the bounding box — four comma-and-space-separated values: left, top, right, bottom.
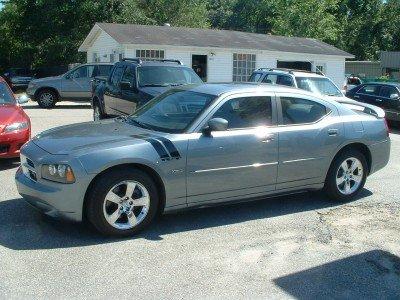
37, 89, 57, 108
86, 169, 159, 236
324, 149, 367, 202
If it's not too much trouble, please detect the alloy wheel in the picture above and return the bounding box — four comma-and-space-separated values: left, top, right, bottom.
336, 157, 363, 195
40, 92, 54, 106
103, 180, 150, 230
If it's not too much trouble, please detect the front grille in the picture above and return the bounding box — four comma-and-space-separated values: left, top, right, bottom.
26, 158, 35, 168
0, 144, 10, 154
21, 155, 37, 182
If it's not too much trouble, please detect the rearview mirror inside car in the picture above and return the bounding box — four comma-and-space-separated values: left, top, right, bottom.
202, 118, 228, 135
390, 93, 399, 100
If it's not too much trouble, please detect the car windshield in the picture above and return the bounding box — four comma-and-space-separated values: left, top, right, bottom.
296, 77, 343, 97
0, 82, 15, 104
128, 89, 216, 133
137, 66, 203, 87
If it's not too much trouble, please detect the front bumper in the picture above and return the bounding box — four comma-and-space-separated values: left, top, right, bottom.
0, 129, 30, 158
369, 138, 391, 175
26, 86, 38, 99
15, 142, 93, 222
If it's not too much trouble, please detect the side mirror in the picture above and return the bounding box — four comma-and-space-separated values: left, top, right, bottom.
202, 118, 228, 135
390, 93, 399, 100
17, 94, 29, 104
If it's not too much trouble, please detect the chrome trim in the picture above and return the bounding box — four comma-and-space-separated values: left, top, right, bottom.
193, 162, 278, 173
282, 157, 318, 164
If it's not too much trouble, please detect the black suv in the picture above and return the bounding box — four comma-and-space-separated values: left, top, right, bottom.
346, 82, 400, 122
92, 58, 203, 120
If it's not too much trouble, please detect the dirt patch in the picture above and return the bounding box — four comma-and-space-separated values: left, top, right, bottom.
318, 203, 400, 250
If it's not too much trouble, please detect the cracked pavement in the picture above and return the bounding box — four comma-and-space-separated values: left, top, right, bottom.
0, 102, 399, 298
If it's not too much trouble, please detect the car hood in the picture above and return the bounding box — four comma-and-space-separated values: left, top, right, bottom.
139, 86, 170, 97
0, 104, 27, 133
31, 75, 62, 84
32, 119, 152, 155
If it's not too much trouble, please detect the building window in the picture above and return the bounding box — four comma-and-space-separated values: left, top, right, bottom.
110, 53, 115, 63
316, 64, 325, 74
136, 50, 165, 61
92, 53, 100, 63
233, 53, 256, 82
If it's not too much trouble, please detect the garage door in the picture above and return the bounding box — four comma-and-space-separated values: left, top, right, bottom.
277, 61, 312, 71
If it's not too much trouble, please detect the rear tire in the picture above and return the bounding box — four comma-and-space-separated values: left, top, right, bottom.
86, 168, 159, 236
324, 149, 367, 202
37, 89, 57, 108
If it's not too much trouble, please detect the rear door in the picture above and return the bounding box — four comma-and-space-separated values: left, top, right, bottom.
276, 93, 343, 189
186, 93, 279, 204
103, 64, 125, 116
353, 84, 381, 106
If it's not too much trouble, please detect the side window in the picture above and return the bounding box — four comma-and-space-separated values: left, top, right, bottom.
110, 66, 125, 86
97, 65, 113, 77
281, 97, 330, 125
121, 66, 135, 84
212, 96, 273, 129
262, 74, 293, 87
71, 66, 88, 79
357, 85, 380, 95
380, 86, 398, 98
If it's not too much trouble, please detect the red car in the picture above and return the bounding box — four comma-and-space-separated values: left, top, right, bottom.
0, 76, 31, 158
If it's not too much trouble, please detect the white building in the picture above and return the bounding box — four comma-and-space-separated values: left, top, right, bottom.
79, 23, 353, 86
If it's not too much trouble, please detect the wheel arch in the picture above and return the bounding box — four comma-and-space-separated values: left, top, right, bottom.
34, 86, 60, 101
83, 163, 166, 220
330, 142, 372, 175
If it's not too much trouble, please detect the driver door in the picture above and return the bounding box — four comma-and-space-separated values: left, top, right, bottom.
62, 65, 94, 99
186, 93, 279, 205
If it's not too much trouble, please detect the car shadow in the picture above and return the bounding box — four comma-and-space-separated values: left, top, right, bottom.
0, 188, 372, 251
22, 104, 91, 110
0, 158, 20, 171
274, 249, 400, 299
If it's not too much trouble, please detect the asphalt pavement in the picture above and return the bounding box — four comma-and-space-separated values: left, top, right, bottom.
0, 101, 399, 299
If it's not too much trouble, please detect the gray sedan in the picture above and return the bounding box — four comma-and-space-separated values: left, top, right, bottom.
15, 84, 390, 236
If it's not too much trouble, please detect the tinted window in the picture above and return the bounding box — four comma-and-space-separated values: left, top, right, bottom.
281, 97, 329, 125
0, 82, 15, 104
248, 73, 263, 82
262, 74, 293, 87
212, 96, 273, 129
97, 65, 113, 76
380, 86, 398, 98
110, 66, 125, 86
129, 90, 216, 133
357, 85, 380, 95
121, 66, 135, 84
137, 66, 202, 87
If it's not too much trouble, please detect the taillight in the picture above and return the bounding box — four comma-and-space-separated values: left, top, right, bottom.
384, 118, 390, 137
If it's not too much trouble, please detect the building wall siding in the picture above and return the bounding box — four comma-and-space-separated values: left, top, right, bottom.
87, 31, 120, 63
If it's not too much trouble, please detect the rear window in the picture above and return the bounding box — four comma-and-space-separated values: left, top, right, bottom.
248, 73, 263, 82
137, 66, 203, 87
281, 97, 330, 125
0, 82, 15, 104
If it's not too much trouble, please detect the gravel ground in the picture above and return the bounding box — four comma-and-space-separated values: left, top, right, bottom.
0, 101, 399, 299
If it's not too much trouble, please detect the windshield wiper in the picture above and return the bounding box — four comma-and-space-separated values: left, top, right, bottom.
129, 118, 152, 130
140, 84, 170, 87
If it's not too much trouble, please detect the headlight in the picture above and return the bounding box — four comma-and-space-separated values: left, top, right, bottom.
41, 164, 75, 183
4, 122, 29, 132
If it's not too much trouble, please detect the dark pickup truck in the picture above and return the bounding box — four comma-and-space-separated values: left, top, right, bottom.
91, 58, 203, 120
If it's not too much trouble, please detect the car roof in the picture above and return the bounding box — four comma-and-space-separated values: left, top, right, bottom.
363, 82, 400, 88
179, 82, 318, 98
117, 60, 187, 68
253, 68, 325, 78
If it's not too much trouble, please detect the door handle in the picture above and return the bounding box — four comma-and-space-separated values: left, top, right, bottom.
376, 99, 383, 102
260, 135, 275, 143
328, 129, 338, 136
354, 95, 360, 99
